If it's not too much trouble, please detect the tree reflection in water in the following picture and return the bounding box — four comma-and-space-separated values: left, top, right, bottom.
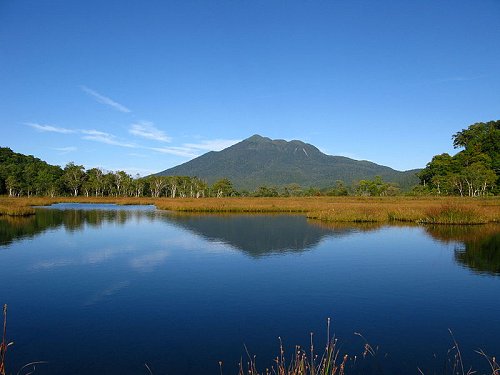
425, 225, 500, 275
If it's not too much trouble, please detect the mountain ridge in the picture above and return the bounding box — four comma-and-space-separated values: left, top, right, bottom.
157, 134, 420, 190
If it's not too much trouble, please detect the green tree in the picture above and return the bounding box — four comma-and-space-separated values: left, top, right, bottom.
86, 168, 105, 196
212, 178, 235, 197
132, 175, 146, 197
22, 163, 38, 197
102, 172, 115, 196
325, 180, 348, 196
418, 120, 499, 196
254, 185, 279, 197
34, 166, 61, 196
280, 183, 303, 197
453, 120, 500, 174
355, 176, 389, 196
149, 176, 167, 197
114, 171, 132, 196
461, 162, 497, 197
5, 175, 20, 197
303, 186, 321, 196
417, 153, 454, 192
191, 177, 207, 198
63, 162, 85, 196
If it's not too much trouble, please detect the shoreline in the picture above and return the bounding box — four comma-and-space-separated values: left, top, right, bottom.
1, 196, 498, 225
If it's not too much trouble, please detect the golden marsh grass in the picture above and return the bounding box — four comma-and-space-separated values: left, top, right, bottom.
0, 196, 499, 225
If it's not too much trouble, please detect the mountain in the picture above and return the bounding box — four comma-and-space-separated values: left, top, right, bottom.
157, 135, 420, 190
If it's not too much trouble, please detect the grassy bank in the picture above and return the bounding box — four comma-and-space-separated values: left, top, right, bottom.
306, 200, 500, 224
0, 196, 499, 225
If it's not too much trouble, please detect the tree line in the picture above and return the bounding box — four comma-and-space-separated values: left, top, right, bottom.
416, 120, 499, 196
0, 147, 399, 198
1, 120, 497, 198
0, 150, 229, 198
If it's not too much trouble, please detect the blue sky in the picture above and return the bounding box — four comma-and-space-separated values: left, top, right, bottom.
1, 0, 499, 176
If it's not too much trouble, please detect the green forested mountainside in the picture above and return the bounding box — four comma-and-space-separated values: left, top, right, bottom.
157, 135, 420, 190
0, 142, 413, 198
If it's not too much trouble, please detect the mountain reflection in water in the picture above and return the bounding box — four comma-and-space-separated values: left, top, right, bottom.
0, 204, 498, 275
164, 213, 377, 257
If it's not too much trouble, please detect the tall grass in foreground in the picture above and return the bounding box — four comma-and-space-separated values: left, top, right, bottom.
230, 323, 500, 375
0, 305, 13, 375
235, 318, 351, 375
1, 305, 47, 375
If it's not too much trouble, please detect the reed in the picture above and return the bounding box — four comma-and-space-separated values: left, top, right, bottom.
0, 305, 13, 375
233, 323, 499, 375
236, 319, 351, 375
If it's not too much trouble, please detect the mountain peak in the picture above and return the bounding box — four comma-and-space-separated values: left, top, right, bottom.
247, 134, 265, 139
157, 134, 419, 190
242, 134, 310, 147
234, 135, 318, 156
245, 134, 271, 143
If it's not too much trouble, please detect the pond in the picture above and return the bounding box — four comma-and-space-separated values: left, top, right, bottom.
0, 203, 499, 374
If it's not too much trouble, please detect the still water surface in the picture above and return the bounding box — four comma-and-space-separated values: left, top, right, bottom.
0, 204, 499, 374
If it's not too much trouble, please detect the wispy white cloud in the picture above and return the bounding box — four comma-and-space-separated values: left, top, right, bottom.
26, 122, 76, 134
33, 259, 73, 270
150, 146, 199, 158
27, 118, 238, 171
81, 129, 136, 148
183, 138, 240, 151
129, 121, 171, 142
149, 138, 239, 159
81, 85, 131, 113
27, 123, 137, 149
81, 129, 110, 137
127, 152, 149, 158
84, 281, 131, 306
130, 250, 170, 272
432, 75, 486, 84
53, 146, 78, 154
93, 164, 157, 177
32, 244, 137, 270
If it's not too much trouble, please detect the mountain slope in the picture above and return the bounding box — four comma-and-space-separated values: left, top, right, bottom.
157, 135, 420, 190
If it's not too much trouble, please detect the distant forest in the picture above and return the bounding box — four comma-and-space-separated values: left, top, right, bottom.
0, 149, 400, 198
1, 121, 498, 198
